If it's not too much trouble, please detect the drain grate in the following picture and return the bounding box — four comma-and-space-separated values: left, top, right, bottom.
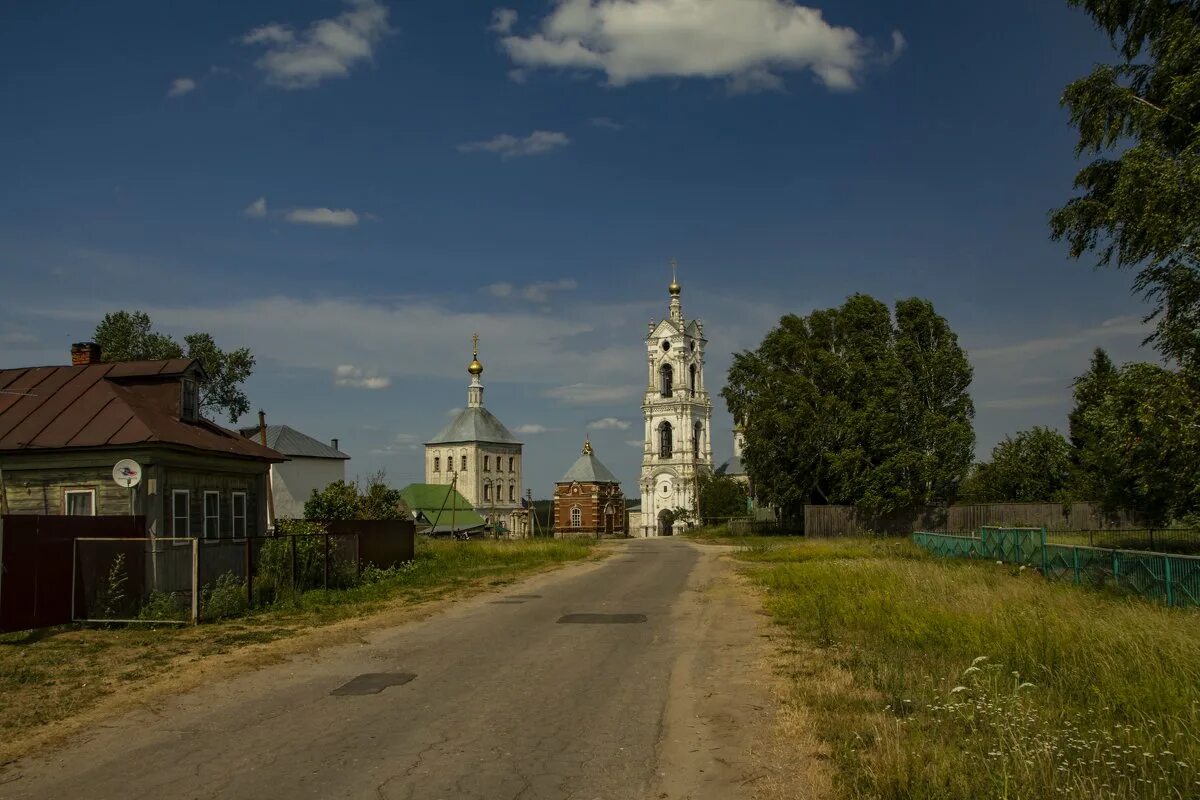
331, 672, 416, 696
557, 613, 647, 624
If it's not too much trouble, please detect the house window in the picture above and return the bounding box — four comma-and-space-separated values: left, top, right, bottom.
660, 364, 673, 397
231, 492, 247, 540
693, 421, 703, 458
659, 421, 673, 458
461, 454, 467, 471
484, 455, 490, 472
181, 378, 199, 422
570, 506, 582, 527
508, 456, 514, 472
172, 490, 190, 538
203, 491, 220, 540
64, 489, 95, 516
433, 456, 440, 473
508, 484, 515, 502
484, 483, 492, 501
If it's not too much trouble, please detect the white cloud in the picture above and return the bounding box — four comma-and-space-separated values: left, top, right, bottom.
240, 0, 392, 90
546, 383, 639, 405
490, 8, 518, 34
625, 439, 644, 448
243, 196, 268, 218
589, 116, 624, 131
285, 207, 360, 227
493, 0, 902, 92
369, 432, 419, 455
488, 279, 578, 302
458, 130, 570, 159
588, 417, 631, 430
334, 364, 391, 389
971, 316, 1149, 365
167, 77, 197, 97
513, 423, 553, 434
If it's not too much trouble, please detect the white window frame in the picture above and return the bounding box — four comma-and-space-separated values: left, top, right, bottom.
231, 492, 247, 541
171, 489, 190, 542
64, 488, 96, 516
433, 456, 440, 473
570, 506, 582, 528
203, 491, 220, 540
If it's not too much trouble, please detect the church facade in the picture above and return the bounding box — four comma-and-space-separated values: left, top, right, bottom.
553, 438, 625, 537
637, 266, 714, 536
425, 336, 528, 536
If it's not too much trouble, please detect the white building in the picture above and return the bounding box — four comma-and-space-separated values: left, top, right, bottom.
637, 265, 714, 536
240, 425, 350, 519
424, 336, 529, 536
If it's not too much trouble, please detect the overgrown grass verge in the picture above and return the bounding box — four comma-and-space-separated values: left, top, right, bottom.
739, 538, 1200, 800
0, 537, 596, 755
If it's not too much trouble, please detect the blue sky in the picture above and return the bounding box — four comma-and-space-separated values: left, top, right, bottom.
0, 0, 1157, 496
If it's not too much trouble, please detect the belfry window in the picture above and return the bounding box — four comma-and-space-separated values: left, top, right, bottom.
659, 421, 673, 458
693, 421, 703, 458
659, 364, 673, 397
689, 364, 697, 397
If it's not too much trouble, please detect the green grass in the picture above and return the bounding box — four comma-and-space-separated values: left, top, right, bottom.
739, 538, 1200, 800
0, 537, 596, 755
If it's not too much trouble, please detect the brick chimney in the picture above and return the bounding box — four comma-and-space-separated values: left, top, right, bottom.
71, 342, 101, 366
331, 438, 339, 451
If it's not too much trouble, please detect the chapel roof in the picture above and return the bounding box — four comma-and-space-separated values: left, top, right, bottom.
558, 443, 619, 484
427, 406, 520, 445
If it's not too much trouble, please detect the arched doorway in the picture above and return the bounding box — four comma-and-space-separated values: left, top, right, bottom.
604, 504, 615, 536
658, 509, 674, 537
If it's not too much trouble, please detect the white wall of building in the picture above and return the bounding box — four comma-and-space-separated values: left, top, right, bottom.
271, 457, 346, 519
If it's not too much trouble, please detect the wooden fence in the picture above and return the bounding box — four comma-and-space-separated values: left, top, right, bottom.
804, 502, 1143, 538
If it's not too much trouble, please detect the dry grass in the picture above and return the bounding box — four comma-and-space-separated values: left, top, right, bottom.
0, 537, 598, 764
739, 538, 1200, 799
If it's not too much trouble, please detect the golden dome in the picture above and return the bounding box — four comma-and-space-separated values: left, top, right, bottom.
468, 333, 483, 376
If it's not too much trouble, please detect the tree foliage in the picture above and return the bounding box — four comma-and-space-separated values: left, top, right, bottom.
93, 310, 255, 423
1051, 0, 1200, 369
303, 473, 406, 522
696, 472, 749, 523
722, 295, 974, 521
1069, 360, 1200, 525
959, 427, 1074, 503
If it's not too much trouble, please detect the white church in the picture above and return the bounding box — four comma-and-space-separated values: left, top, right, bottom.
636, 265, 714, 536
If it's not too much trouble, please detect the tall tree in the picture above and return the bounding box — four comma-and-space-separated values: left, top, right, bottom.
959, 427, 1075, 503
723, 295, 974, 521
1050, 1, 1200, 369
696, 472, 749, 524
94, 310, 255, 422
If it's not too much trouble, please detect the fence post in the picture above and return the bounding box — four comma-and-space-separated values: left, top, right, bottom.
191, 537, 200, 625
1073, 546, 1081, 586
245, 536, 253, 608
1040, 528, 1047, 577
1112, 550, 1120, 588
290, 534, 297, 597
323, 533, 330, 591
1164, 555, 1174, 607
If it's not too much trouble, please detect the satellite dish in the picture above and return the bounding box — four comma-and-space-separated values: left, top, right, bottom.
113, 459, 142, 488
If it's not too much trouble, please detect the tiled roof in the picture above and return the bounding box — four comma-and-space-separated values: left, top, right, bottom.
0, 360, 284, 462
558, 451, 619, 484
238, 425, 349, 459
427, 407, 520, 445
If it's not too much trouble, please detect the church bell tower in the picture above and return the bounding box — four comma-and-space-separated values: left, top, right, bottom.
638, 261, 713, 536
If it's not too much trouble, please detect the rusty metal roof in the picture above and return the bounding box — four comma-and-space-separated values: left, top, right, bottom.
0, 360, 284, 462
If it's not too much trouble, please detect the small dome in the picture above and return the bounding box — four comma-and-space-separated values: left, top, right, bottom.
668, 279, 681, 296
468, 357, 483, 376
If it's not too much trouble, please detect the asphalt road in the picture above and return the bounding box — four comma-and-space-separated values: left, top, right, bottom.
1, 538, 774, 800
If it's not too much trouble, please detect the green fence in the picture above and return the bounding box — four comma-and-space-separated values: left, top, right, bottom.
912, 528, 1200, 609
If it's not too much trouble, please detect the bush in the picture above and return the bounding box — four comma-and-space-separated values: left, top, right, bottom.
200, 573, 249, 621
138, 591, 188, 622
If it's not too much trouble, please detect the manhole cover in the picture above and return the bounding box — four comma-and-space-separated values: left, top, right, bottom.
557, 613, 647, 624
331, 672, 416, 696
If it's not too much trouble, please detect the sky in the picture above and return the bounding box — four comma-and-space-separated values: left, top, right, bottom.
0, 0, 1159, 498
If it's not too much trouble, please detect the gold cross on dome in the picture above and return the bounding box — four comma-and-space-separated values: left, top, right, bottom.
472, 332, 479, 356
671, 258, 677, 282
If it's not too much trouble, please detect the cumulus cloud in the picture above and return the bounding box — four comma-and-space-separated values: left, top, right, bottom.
334, 364, 391, 389
589, 116, 624, 131
490, 8, 518, 34
546, 383, 639, 405
493, 0, 903, 92
370, 432, 418, 455
285, 207, 360, 227
588, 417, 631, 430
167, 77, 197, 97
243, 197, 268, 218
240, 0, 392, 89
487, 279, 578, 302
457, 130, 570, 159
513, 423, 553, 434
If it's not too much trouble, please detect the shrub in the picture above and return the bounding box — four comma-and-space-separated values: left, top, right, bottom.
200, 573, 248, 621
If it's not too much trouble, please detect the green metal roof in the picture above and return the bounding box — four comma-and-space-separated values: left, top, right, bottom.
400, 483, 486, 529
